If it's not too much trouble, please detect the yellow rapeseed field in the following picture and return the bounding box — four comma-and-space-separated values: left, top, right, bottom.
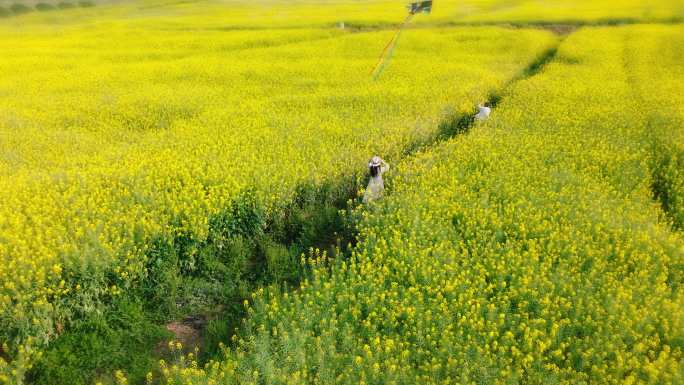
0, 3, 560, 382
153, 24, 684, 385
1, 1, 682, 384
2, 0, 681, 29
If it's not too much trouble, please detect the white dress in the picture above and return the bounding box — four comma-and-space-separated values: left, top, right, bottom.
474, 104, 491, 121
363, 163, 390, 203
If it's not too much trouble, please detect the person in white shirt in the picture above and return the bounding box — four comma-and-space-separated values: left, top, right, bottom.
474, 102, 491, 121
363, 156, 390, 204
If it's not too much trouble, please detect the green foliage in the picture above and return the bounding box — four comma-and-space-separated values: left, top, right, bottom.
199, 309, 243, 362
256, 236, 300, 284
141, 236, 183, 320
438, 112, 475, 139
57, 2, 75, 9
651, 143, 684, 230
14, 177, 359, 384
35, 3, 56, 11
138, 191, 267, 319
29, 298, 169, 385
9, 3, 32, 14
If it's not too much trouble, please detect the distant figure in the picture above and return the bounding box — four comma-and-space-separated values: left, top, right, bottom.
363, 156, 390, 204
474, 102, 491, 121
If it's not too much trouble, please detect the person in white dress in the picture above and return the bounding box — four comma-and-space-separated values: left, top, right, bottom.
474, 102, 491, 121
363, 156, 390, 204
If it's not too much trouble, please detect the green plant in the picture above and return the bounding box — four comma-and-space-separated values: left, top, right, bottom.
29, 298, 170, 385
9, 3, 32, 14
57, 2, 75, 9
35, 3, 56, 11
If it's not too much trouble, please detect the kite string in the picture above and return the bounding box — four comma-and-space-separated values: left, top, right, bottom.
370, 12, 415, 79
372, 27, 404, 80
